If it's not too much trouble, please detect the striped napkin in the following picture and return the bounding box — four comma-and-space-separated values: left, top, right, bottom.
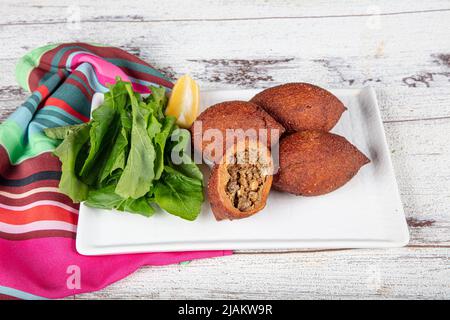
0, 43, 231, 299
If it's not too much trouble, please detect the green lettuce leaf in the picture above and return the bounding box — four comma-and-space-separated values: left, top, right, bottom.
147, 114, 162, 139
145, 85, 167, 120
154, 166, 203, 221
52, 123, 91, 202
117, 197, 155, 217
44, 124, 86, 140
167, 128, 203, 181
115, 83, 156, 199
99, 100, 132, 184
153, 116, 176, 180
85, 184, 154, 217
78, 97, 122, 186
85, 184, 124, 209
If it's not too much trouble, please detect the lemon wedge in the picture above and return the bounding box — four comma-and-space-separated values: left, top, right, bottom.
165, 74, 199, 128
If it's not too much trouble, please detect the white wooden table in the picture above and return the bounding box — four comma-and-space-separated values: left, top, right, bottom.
1, 0, 449, 299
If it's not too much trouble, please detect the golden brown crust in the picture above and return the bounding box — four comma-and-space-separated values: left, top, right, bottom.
190, 101, 285, 163
207, 140, 273, 221
273, 130, 370, 196
250, 83, 346, 132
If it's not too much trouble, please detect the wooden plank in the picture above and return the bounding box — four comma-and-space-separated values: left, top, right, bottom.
74, 247, 450, 299
0, 8, 449, 90
1, 0, 449, 26
384, 118, 450, 246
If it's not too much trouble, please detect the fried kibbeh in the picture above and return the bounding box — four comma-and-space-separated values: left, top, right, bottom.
208, 140, 273, 221
250, 83, 346, 132
190, 101, 285, 163
273, 130, 370, 196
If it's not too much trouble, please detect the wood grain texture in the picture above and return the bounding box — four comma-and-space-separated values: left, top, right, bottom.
75, 248, 450, 300
2, 0, 449, 25
0, 0, 449, 299
1, 1, 450, 89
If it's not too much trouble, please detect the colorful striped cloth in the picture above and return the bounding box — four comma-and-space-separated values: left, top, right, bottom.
0, 43, 231, 299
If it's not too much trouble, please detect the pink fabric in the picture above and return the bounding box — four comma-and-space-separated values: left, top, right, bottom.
0, 237, 231, 299
70, 53, 151, 93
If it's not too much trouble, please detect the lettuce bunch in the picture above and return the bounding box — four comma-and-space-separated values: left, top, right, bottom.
44, 80, 203, 220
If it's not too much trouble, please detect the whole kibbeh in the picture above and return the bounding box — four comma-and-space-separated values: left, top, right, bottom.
208, 139, 273, 221
274, 130, 370, 196
190, 100, 285, 163
250, 83, 346, 132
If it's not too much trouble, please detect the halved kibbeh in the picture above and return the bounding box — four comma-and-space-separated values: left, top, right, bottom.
208, 139, 273, 221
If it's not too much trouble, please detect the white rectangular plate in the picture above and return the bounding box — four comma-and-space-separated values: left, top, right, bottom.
76, 87, 409, 255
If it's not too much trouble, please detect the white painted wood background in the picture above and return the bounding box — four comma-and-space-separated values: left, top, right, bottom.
1, 0, 449, 299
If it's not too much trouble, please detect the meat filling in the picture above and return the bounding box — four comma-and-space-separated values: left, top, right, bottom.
225, 151, 266, 212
